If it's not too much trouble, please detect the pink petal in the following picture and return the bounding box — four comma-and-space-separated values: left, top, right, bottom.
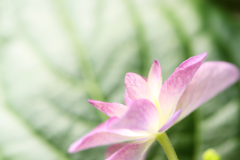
176, 61, 239, 121
106, 138, 155, 160
159, 109, 182, 132
68, 118, 147, 153
106, 142, 149, 160
88, 100, 128, 118
106, 142, 131, 158
109, 99, 159, 133
159, 53, 207, 124
125, 73, 154, 102
148, 60, 162, 99
124, 91, 132, 106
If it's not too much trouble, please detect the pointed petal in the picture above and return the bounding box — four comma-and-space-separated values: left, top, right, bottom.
106, 138, 154, 160
176, 61, 239, 121
148, 60, 162, 99
159, 53, 207, 124
159, 109, 182, 132
125, 73, 154, 102
68, 118, 147, 153
109, 99, 159, 133
125, 91, 132, 106
88, 100, 128, 118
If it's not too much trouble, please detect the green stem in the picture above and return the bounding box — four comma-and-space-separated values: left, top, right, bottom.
156, 132, 178, 160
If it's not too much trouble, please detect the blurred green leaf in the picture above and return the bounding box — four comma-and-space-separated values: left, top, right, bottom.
0, 0, 240, 160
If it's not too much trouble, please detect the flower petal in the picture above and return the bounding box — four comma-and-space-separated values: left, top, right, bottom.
68, 118, 147, 153
106, 142, 148, 160
88, 100, 128, 118
176, 61, 239, 122
159, 109, 182, 132
106, 138, 154, 160
159, 53, 207, 124
125, 91, 132, 106
125, 73, 154, 102
148, 60, 162, 100
106, 142, 131, 158
109, 99, 159, 133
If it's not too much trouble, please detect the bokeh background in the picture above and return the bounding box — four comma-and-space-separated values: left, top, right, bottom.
0, 0, 240, 160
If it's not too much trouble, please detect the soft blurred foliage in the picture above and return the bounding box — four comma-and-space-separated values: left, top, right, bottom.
0, 0, 240, 160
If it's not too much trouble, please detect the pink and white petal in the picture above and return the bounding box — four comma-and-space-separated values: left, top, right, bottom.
148, 60, 162, 99
125, 91, 132, 106
106, 140, 150, 159
159, 109, 182, 132
109, 99, 159, 133
125, 73, 154, 102
88, 100, 128, 118
68, 118, 147, 153
106, 142, 131, 158
106, 138, 155, 160
176, 61, 239, 122
159, 53, 207, 125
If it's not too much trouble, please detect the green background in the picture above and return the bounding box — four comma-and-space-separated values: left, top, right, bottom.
0, 0, 240, 159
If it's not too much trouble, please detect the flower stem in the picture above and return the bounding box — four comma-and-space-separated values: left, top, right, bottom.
156, 132, 178, 160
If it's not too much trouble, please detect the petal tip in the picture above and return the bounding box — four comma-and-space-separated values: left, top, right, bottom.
88, 99, 98, 105
125, 72, 132, 77
230, 63, 239, 74
152, 59, 161, 69
178, 53, 207, 70
153, 59, 160, 65
228, 63, 240, 83
125, 72, 133, 83
201, 52, 207, 56
196, 52, 207, 61
68, 144, 77, 153
217, 62, 239, 83
194, 52, 207, 61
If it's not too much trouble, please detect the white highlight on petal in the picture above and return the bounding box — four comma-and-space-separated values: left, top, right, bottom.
148, 60, 162, 100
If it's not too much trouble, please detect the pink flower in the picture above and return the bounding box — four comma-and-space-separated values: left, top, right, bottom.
68, 53, 239, 160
